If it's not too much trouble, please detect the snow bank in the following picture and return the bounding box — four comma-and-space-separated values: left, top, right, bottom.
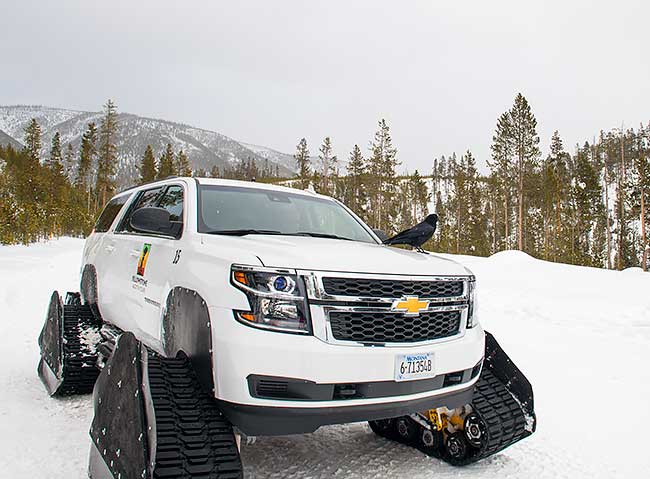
1, 239, 649, 478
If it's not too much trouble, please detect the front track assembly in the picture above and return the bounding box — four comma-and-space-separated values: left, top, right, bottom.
369, 331, 536, 465
88, 332, 243, 479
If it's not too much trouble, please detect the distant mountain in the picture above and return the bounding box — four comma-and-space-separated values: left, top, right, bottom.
0, 105, 296, 188
0, 129, 22, 149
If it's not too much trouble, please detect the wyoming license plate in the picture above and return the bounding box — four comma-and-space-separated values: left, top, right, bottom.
394, 353, 434, 382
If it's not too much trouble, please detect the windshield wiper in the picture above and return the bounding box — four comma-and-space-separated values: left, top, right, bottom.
204, 229, 284, 236
204, 229, 355, 241
294, 232, 354, 241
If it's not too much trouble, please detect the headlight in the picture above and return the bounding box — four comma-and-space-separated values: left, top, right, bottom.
467, 279, 478, 328
231, 265, 311, 334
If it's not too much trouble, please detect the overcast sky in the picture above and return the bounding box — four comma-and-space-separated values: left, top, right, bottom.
2, 0, 649, 172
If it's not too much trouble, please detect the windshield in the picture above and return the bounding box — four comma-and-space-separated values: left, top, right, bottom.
198, 185, 377, 243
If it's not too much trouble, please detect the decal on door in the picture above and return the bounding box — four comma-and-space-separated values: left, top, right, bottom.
172, 249, 181, 264
137, 243, 152, 276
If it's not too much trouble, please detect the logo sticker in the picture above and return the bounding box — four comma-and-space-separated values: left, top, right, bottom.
137, 243, 151, 276
391, 296, 430, 316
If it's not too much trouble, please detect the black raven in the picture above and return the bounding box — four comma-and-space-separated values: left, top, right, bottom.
383, 214, 438, 253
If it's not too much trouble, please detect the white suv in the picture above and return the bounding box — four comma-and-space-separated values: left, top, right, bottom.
38, 177, 535, 478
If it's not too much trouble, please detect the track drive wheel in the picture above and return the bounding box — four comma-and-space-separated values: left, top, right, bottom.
420, 427, 443, 455
444, 432, 469, 463
395, 417, 419, 442
463, 412, 486, 448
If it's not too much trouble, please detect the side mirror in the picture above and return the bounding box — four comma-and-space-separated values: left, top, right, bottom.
372, 228, 389, 242
130, 207, 173, 236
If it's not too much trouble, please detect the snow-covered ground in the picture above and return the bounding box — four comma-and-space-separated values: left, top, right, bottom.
1, 238, 649, 478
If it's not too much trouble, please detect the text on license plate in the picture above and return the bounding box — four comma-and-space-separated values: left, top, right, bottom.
394, 353, 435, 382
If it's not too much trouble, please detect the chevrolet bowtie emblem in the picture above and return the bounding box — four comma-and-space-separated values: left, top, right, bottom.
391, 296, 430, 316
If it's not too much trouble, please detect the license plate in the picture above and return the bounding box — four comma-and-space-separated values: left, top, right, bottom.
394, 352, 435, 382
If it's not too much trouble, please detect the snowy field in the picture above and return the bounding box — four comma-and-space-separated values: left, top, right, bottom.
1, 238, 649, 478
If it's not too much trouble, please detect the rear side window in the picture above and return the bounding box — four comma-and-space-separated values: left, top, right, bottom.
116, 186, 164, 233
94, 195, 129, 233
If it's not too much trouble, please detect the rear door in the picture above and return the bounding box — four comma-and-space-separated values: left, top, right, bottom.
85, 193, 132, 325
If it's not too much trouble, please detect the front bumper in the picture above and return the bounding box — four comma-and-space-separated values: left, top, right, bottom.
219, 382, 475, 436
210, 305, 484, 426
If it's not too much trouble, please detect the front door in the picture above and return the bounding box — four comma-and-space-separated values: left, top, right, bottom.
113, 184, 186, 348
137, 185, 186, 344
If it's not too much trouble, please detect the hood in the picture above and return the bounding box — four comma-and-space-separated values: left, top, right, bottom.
200, 234, 472, 276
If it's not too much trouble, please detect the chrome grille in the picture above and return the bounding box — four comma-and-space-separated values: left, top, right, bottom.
329, 310, 461, 343
321, 277, 464, 298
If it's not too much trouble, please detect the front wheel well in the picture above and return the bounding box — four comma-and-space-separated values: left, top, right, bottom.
161, 287, 214, 394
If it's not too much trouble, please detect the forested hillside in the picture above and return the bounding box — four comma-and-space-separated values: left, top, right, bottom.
1, 95, 648, 271
0, 104, 295, 188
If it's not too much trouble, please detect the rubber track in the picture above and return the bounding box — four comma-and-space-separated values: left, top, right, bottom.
371, 368, 531, 466
58, 304, 101, 395
147, 353, 243, 479
443, 368, 530, 465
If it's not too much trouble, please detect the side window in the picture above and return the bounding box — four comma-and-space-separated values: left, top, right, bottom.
94, 195, 129, 233
116, 187, 164, 233
157, 185, 184, 238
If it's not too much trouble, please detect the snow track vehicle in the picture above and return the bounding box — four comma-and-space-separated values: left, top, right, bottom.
37, 177, 536, 478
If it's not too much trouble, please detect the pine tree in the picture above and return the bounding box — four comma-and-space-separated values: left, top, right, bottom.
509, 93, 541, 251
157, 143, 176, 179
176, 149, 192, 176
541, 131, 571, 261
432, 190, 446, 251
46, 132, 68, 236
317, 137, 337, 195
46, 132, 64, 176
367, 119, 399, 232
345, 144, 367, 218
23, 118, 42, 167
96, 99, 119, 208
63, 143, 75, 181
209, 165, 220, 178
634, 124, 650, 269
488, 112, 514, 250
409, 170, 430, 224
139, 145, 157, 184
294, 138, 311, 189
397, 176, 414, 231
570, 142, 605, 266
76, 122, 97, 213
463, 152, 489, 256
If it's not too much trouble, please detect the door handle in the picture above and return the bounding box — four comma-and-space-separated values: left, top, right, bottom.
130, 249, 141, 257
105, 245, 116, 253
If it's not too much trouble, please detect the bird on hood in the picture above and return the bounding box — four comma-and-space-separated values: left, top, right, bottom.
383, 214, 438, 253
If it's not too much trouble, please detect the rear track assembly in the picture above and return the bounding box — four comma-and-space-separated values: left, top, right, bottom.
369, 331, 536, 465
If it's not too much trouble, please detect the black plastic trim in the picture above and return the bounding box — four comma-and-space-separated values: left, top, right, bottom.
248, 364, 478, 401
219, 384, 475, 436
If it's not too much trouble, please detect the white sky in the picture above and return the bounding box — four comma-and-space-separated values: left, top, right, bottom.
2, 0, 649, 173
